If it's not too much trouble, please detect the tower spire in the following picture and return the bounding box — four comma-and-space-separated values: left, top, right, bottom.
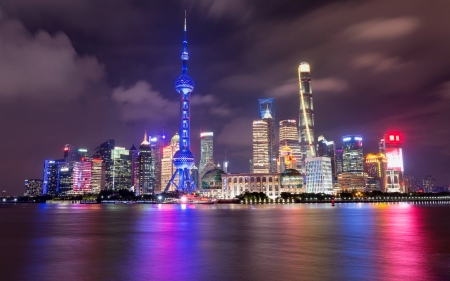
141, 130, 149, 145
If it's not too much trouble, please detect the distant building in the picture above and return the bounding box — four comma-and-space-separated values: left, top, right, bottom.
24, 179, 43, 196
42, 160, 58, 195
335, 149, 343, 175
380, 133, 404, 192
138, 132, 153, 195
279, 120, 301, 171
259, 99, 276, 173
161, 133, 179, 191
222, 173, 281, 199
57, 162, 72, 195
364, 153, 387, 192
252, 120, 270, 173
305, 157, 333, 194
111, 147, 132, 190
92, 139, 115, 190
423, 175, 435, 193
342, 135, 364, 173
298, 62, 316, 166
199, 132, 214, 180
403, 174, 419, 193
150, 135, 164, 193
90, 158, 104, 194
278, 145, 297, 173
317, 136, 337, 180
72, 160, 92, 194
337, 172, 368, 192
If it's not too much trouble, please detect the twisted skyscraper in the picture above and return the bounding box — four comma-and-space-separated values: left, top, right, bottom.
164, 13, 196, 193
298, 62, 316, 169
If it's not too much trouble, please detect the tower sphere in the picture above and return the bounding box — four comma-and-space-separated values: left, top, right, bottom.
175, 75, 195, 93
173, 148, 195, 169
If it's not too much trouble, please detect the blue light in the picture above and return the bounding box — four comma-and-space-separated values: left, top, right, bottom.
162, 135, 166, 139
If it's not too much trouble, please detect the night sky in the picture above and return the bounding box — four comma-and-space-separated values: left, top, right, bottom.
1, 0, 449, 195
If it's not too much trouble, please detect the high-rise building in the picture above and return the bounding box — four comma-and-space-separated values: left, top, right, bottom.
191, 164, 199, 189
24, 179, 43, 196
130, 144, 139, 191
138, 132, 153, 195
161, 133, 180, 191
380, 133, 404, 192
279, 120, 301, 171
111, 147, 132, 190
64, 144, 82, 163
278, 145, 297, 173
403, 174, 419, 193
91, 158, 104, 194
305, 157, 333, 194
298, 62, 316, 165
342, 135, 364, 173
92, 139, 115, 190
57, 162, 72, 195
150, 135, 164, 193
163, 13, 196, 193
42, 160, 58, 195
423, 175, 435, 193
252, 120, 269, 173
199, 132, 215, 179
335, 149, 343, 175
364, 153, 387, 192
72, 159, 92, 194
317, 136, 337, 180
259, 99, 276, 173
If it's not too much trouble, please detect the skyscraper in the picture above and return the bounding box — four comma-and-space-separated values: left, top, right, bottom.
90, 158, 104, 194
42, 160, 58, 195
380, 133, 404, 192
111, 147, 132, 190
92, 139, 115, 190
335, 149, 343, 175
164, 13, 196, 193
305, 157, 333, 194
150, 135, 164, 193
317, 136, 337, 180
72, 159, 92, 194
130, 144, 139, 191
199, 132, 215, 179
423, 175, 435, 193
342, 135, 364, 173
298, 62, 316, 165
161, 133, 180, 191
252, 119, 269, 173
259, 99, 276, 173
364, 153, 387, 192
138, 132, 153, 195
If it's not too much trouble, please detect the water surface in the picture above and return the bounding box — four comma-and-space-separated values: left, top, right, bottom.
1, 203, 449, 281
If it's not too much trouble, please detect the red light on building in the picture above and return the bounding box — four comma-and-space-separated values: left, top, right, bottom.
64, 147, 69, 151
386, 133, 402, 144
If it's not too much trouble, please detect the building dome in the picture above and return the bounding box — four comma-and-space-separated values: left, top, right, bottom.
201, 168, 225, 189
175, 75, 195, 93
172, 148, 194, 169
171, 133, 180, 143
280, 169, 303, 188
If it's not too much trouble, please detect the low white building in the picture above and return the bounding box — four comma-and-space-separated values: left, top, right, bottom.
305, 157, 333, 194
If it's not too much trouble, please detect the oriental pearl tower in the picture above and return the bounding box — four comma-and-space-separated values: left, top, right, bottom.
164, 12, 196, 194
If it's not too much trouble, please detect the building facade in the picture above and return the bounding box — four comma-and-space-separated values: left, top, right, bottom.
111, 147, 132, 190
161, 133, 180, 191
305, 157, 333, 194
317, 136, 337, 180
337, 172, 368, 192
42, 160, 58, 195
222, 173, 281, 199
92, 139, 115, 190
259, 99, 276, 173
25, 179, 43, 196
279, 119, 301, 171
90, 158, 104, 194
380, 133, 404, 192
72, 160, 92, 194
298, 62, 316, 165
252, 120, 270, 173
342, 135, 364, 173
364, 153, 387, 192
138, 132, 153, 195
199, 132, 214, 180
423, 175, 435, 193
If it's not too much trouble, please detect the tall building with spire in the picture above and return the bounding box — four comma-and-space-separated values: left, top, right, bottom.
164, 12, 196, 193
138, 131, 153, 195
279, 119, 301, 171
298, 62, 316, 169
259, 101, 276, 173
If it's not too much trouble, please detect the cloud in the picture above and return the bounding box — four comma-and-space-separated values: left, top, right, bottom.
351, 53, 408, 73
197, 0, 253, 20
217, 117, 252, 147
192, 93, 234, 117
0, 13, 104, 99
345, 17, 420, 41
267, 77, 347, 98
112, 81, 177, 122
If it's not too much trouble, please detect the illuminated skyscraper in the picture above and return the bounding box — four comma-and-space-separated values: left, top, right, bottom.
342, 135, 364, 173
138, 132, 153, 195
150, 135, 164, 193
164, 13, 196, 193
364, 153, 387, 192
199, 132, 215, 179
259, 99, 276, 173
298, 62, 316, 165
161, 133, 180, 191
317, 135, 337, 179
42, 160, 58, 195
252, 120, 270, 173
90, 158, 104, 193
130, 144, 139, 191
305, 157, 333, 194
111, 147, 132, 190
72, 159, 92, 194
279, 120, 301, 171
380, 133, 404, 192
335, 149, 343, 175
422, 175, 435, 193
92, 139, 115, 190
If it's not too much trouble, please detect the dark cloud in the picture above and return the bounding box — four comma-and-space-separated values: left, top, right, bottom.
1, 0, 450, 195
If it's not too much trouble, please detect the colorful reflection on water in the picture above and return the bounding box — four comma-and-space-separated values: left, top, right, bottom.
0, 203, 449, 281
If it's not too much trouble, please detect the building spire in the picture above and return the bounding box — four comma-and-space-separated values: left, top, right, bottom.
141, 130, 149, 145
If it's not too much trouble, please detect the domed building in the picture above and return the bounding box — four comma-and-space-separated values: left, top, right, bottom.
280, 169, 305, 194
200, 168, 226, 198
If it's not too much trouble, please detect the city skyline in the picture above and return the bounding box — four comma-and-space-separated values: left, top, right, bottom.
1, 0, 450, 195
